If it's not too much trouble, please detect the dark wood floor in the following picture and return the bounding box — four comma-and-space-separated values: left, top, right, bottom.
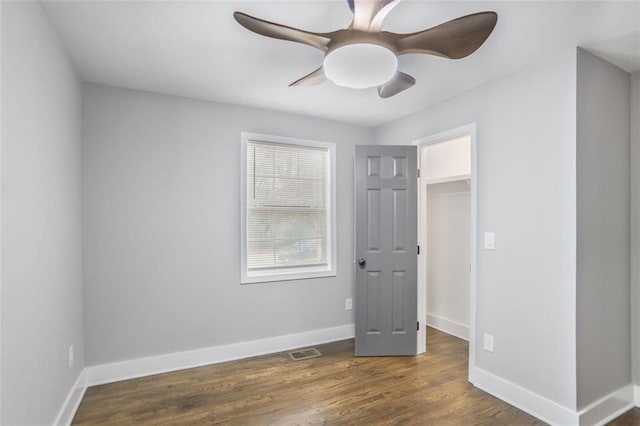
73, 327, 639, 425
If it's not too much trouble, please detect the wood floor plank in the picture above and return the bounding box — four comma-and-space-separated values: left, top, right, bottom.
72, 328, 639, 425
610, 407, 640, 426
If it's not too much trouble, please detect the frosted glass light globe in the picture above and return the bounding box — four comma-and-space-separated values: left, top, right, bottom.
323, 44, 397, 89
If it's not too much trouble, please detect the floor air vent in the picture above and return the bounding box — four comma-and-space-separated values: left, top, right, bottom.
288, 348, 321, 361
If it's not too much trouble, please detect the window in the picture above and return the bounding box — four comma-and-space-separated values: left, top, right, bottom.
241, 132, 336, 283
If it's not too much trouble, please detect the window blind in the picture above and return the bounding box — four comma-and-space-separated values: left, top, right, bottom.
246, 141, 328, 270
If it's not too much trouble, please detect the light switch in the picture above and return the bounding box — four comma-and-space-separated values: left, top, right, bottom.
484, 232, 495, 250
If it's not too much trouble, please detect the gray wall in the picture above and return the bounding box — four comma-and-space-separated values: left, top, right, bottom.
632, 71, 639, 387
575, 49, 631, 409
426, 181, 470, 329
82, 83, 371, 365
374, 51, 578, 409
1, 2, 85, 424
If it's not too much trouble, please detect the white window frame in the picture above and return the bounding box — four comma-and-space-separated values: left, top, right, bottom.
240, 132, 337, 284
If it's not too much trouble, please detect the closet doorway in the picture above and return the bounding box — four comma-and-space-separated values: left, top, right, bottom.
414, 124, 477, 380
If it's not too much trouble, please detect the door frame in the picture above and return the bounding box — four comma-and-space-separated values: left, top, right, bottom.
413, 123, 477, 382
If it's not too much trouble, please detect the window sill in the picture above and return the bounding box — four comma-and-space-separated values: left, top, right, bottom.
241, 267, 336, 284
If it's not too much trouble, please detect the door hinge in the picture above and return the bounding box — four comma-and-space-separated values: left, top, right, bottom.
417, 321, 420, 331
417, 169, 420, 178
417, 245, 420, 255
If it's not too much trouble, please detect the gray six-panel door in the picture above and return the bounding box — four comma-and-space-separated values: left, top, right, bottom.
355, 145, 417, 356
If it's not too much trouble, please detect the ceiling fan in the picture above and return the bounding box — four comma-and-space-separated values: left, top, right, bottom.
234, 0, 498, 98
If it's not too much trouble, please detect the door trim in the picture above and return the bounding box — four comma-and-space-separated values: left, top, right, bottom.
413, 123, 477, 382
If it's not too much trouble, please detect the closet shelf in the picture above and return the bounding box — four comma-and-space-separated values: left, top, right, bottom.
425, 173, 471, 185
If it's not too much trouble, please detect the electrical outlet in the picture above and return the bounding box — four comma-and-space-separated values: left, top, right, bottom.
345, 298, 353, 311
483, 334, 494, 353
484, 232, 496, 250
68, 345, 74, 368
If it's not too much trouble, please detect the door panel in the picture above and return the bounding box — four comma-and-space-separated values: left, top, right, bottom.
367, 190, 382, 251
355, 145, 417, 356
392, 271, 407, 333
393, 189, 407, 250
366, 271, 382, 333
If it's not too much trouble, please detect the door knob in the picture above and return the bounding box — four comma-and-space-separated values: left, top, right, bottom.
357, 258, 366, 267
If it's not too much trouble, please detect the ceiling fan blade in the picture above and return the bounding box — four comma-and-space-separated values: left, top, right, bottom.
350, 0, 401, 32
347, 0, 355, 12
289, 67, 326, 87
391, 11, 497, 59
234, 12, 332, 52
377, 71, 415, 98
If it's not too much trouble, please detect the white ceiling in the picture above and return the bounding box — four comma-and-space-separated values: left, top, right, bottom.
42, 0, 640, 127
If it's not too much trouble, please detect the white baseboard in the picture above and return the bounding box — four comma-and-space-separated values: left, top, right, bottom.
56, 325, 636, 426
426, 313, 469, 341
471, 366, 578, 425
578, 384, 633, 426
85, 323, 354, 386
53, 370, 87, 426
472, 365, 635, 426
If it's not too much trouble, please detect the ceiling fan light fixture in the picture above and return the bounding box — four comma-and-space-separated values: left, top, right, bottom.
234, 2, 498, 97
323, 43, 397, 89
